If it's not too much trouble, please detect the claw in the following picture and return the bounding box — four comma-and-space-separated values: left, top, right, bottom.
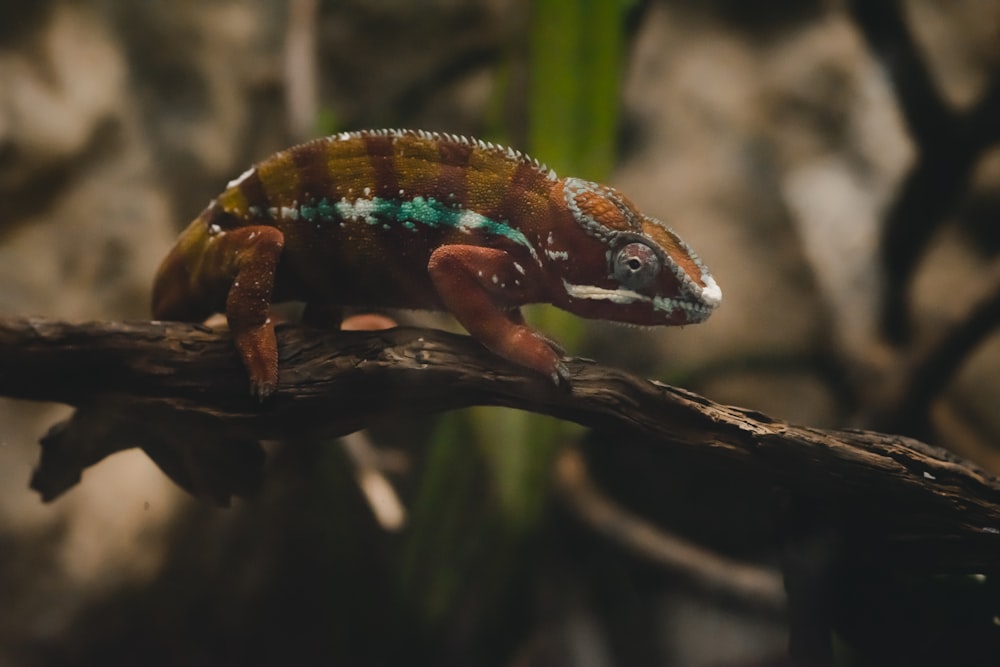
550, 359, 571, 388
250, 379, 276, 402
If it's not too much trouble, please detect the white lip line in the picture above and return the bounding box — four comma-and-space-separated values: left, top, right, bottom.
563, 281, 647, 305
561, 279, 717, 317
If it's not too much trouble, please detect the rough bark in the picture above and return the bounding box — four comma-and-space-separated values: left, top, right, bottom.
0, 316, 998, 570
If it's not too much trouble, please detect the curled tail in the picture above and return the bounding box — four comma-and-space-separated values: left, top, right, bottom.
151, 213, 218, 322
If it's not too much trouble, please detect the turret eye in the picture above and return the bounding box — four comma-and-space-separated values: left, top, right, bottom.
613, 242, 660, 290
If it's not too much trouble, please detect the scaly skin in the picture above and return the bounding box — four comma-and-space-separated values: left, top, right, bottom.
152, 129, 722, 398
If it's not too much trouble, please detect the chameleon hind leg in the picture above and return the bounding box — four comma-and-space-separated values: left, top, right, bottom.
212, 225, 285, 399
428, 245, 569, 384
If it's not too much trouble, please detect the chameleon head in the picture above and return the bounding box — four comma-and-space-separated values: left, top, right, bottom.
552, 177, 721, 326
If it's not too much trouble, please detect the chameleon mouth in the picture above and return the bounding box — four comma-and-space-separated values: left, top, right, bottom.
561, 278, 720, 323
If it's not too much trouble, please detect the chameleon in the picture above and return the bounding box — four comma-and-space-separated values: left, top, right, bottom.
152, 129, 721, 398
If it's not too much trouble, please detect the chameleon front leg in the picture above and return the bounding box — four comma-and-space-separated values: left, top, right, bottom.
214, 226, 285, 399
428, 245, 569, 384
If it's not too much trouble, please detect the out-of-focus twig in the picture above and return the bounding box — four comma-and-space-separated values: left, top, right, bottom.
846, 0, 950, 146
881, 259, 1000, 437
341, 431, 407, 531
284, 0, 319, 142
846, 0, 1000, 343
555, 446, 786, 610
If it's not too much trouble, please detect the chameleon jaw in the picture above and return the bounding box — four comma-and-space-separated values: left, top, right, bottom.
560, 278, 720, 324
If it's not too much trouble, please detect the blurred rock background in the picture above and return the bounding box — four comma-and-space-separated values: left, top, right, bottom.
0, 0, 998, 665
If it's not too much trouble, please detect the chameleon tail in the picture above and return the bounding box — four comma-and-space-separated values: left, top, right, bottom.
151, 217, 216, 323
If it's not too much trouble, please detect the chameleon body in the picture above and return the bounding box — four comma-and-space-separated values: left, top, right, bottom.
152, 129, 721, 397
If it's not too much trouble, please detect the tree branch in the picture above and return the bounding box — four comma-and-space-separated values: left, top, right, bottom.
1, 316, 999, 570
846, 0, 1000, 343
554, 446, 786, 610
878, 259, 1000, 437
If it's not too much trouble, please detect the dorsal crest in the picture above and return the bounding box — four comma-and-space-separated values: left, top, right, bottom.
331, 129, 560, 182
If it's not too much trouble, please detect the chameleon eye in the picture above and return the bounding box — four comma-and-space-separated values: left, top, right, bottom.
613, 242, 661, 290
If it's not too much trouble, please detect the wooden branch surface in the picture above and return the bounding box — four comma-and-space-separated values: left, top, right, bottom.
1, 317, 999, 570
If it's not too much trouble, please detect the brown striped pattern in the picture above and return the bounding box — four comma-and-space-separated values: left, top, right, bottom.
435, 139, 474, 206
362, 133, 401, 200
211, 130, 559, 228
393, 135, 445, 199
291, 139, 336, 200
256, 148, 301, 203
464, 144, 523, 216
494, 160, 552, 222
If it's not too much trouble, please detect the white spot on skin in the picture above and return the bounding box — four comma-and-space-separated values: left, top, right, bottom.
923, 471, 937, 480
513, 262, 525, 275
280, 206, 299, 221
491, 275, 498, 284
335, 197, 380, 225
545, 249, 569, 261
547, 232, 554, 245
455, 210, 485, 234
363, 187, 371, 197
208, 224, 222, 235
226, 166, 256, 189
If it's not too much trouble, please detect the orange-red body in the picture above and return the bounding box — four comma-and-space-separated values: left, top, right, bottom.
153, 129, 721, 397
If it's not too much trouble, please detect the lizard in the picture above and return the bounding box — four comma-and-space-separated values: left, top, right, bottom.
152, 128, 722, 398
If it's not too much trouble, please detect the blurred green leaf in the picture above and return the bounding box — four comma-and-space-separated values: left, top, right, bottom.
470, 0, 628, 536
314, 107, 339, 137
472, 407, 582, 532
396, 413, 544, 650
398, 413, 486, 625
397, 0, 629, 630
528, 0, 627, 179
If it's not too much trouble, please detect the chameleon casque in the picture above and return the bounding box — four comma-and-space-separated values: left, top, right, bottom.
152, 129, 722, 398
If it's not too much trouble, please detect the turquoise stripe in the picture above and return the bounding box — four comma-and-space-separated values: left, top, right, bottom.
334, 195, 539, 262
262, 194, 541, 264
